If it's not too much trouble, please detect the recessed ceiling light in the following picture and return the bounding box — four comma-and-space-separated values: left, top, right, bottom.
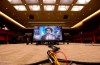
25, 13, 27, 15
8, 0, 22, 4
76, 0, 91, 4
71, 13, 73, 15
29, 5, 40, 11
44, 5, 55, 11
58, 5, 69, 11
37, 17, 39, 19
48, 13, 50, 15
36, 13, 39, 15
6, 8, 8, 9
48, 17, 50, 19
60, 0, 73, 4
29, 22, 65, 24
25, 0, 38, 4
14, 5, 27, 11
13, 13, 15, 15
60, 13, 62, 15
71, 6, 84, 11
89, 8, 91, 10
43, 0, 56, 4
57, 17, 59, 18
56, 4, 58, 5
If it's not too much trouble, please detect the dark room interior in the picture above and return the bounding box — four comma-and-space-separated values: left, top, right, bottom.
0, 0, 100, 65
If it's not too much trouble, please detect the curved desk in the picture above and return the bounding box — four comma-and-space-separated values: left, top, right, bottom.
0, 43, 100, 65
28, 43, 100, 65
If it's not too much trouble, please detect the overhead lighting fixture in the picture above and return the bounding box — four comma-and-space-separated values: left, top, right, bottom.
14, 5, 27, 11
25, 0, 38, 4
58, 5, 69, 11
29, 5, 40, 11
44, 5, 55, 11
76, 0, 91, 4
0, 11, 26, 28
60, 0, 73, 4
62, 27, 71, 29
29, 22, 65, 24
43, 0, 56, 4
8, 0, 22, 4
71, 9, 100, 28
71, 6, 84, 11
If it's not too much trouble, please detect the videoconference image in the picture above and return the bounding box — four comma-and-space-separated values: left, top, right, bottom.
33, 26, 62, 41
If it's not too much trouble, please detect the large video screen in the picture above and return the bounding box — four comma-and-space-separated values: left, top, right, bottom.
33, 26, 63, 41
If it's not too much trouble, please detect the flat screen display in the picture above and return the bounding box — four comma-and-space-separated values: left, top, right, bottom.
33, 26, 62, 41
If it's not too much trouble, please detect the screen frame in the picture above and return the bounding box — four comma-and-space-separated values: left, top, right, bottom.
33, 26, 63, 42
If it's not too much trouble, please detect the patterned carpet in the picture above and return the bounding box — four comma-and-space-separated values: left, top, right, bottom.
0, 43, 100, 65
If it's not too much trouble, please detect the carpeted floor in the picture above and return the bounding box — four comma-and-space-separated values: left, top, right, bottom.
0, 43, 100, 65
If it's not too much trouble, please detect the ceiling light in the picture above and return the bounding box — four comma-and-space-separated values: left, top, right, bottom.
43, 0, 56, 4
14, 5, 27, 11
76, 0, 91, 4
8, 0, 22, 4
0, 11, 25, 28
58, 5, 69, 11
29, 5, 40, 11
25, 0, 38, 4
71, 9, 100, 28
6, 8, 8, 9
60, 0, 73, 4
28, 22, 65, 24
44, 5, 55, 11
71, 6, 84, 11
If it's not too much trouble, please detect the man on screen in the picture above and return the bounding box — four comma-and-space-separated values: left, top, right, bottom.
41, 27, 56, 40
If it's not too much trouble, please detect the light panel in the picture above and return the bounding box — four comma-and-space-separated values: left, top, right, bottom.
44, 5, 55, 11
71, 6, 84, 11
29, 22, 65, 24
60, 0, 73, 4
14, 5, 27, 11
29, 5, 40, 11
25, 0, 38, 4
58, 5, 69, 11
0, 11, 26, 28
43, 0, 56, 4
71, 9, 100, 28
8, 0, 22, 4
76, 0, 91, 4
